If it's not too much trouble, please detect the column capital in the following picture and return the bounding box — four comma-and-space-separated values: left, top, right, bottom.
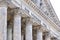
0, 0, 7, 7
36, 25, 48, 32
26, 17, 33, 24
33, 25, 43, 32
13, 8, 22, 16
43, 31, 51, 38
43, 32, 51, 40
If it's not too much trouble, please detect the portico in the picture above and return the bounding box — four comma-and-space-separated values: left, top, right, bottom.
0, 0, 60, 40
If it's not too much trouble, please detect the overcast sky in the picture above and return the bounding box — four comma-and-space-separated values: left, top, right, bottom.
50, 0, 60, 20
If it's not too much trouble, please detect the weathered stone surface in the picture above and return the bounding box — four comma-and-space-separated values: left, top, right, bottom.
13, 13, 21, 40
25, 18, 33, 40
0, 7, 7, 40
0, 0, 59, 40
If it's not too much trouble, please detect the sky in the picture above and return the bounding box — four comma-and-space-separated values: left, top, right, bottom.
50, 0, 60, 20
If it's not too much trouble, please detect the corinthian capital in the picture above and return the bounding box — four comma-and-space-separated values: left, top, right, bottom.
0, 0, 7, 7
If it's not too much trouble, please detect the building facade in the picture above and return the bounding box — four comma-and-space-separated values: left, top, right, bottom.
0, 0, 60, 40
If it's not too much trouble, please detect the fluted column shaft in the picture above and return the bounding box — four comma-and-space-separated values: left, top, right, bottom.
25, 18, 33, 40
0, 7, 7, 40
37, 29, 43, 40
7, 26, 13, 40
13, 13, 21, 40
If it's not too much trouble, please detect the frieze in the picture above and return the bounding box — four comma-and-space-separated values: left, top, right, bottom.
22, 8, 48, 30
31, 13, 41, 23
25, 8, 29, 13
42, 23, 47, 28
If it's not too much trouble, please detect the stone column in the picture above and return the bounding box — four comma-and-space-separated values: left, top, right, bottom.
37, 29, 43, 40
25, 18, 33, 40
0, 7, 7, 40
44, 32, 51, 40
7, 26, 13, 40
7, 28, 12, 40
36, 26, 43, 40
13, 11, 21, 40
